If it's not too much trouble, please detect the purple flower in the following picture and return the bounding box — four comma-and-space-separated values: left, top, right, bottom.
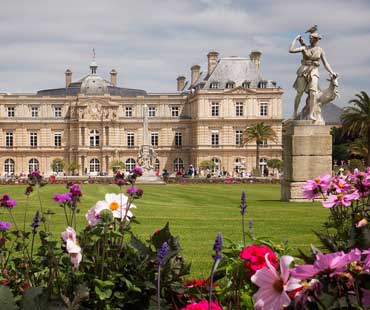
0, 194, 17, 209
240, 191, 247, 215
69, 185, 82, 197
322, 191, 360, 208
0, 221, 11, 231
53, 192, 73, 204
30, 211, 40, 234
158, 242, 169, 265
302, 174, 331, 199
131, 166, 143, 176
25, 185, 33, 196
212, 232, 223, 261
126, 186, 144, 198
28, 170, 43, 184
116, 179, 126, 186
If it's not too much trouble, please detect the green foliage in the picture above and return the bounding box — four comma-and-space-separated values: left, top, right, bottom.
348, 158, 364, 171
109, 160, 125, 173
50, 158, 65, 173
199, 160, 215, 170
67, 162, 80, 175
0, 285, 18, 310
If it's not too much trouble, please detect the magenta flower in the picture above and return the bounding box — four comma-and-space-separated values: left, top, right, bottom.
302, 174, 331, 199
53, 192, 73, 204
131, 166, 143, 176
126, 186, 138, 195
332, 177, 352, 193
251, 255, 301, 310
0, 221, 11, 231
70, 184, 82, 197
0, 194, 17, 209
322, 191, 360, 208
181, 300, 222, 310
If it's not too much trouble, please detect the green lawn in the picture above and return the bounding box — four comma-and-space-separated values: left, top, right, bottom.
0, 183, 329, 277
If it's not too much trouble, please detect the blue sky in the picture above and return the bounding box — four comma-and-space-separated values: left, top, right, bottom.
0, 0, 369, 117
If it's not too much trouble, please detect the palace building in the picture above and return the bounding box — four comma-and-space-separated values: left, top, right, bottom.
0, 50, 283, 176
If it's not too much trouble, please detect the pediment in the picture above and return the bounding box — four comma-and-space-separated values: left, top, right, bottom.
224, 86, 256, 95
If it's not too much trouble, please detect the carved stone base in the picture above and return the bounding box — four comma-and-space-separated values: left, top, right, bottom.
135, 168, 165, 184
281, 120, 332, 201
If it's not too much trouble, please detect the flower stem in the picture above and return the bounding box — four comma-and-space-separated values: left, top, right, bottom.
157, 265, 161, 310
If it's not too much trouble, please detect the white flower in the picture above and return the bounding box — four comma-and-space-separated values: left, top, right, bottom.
61, 226, 82, 268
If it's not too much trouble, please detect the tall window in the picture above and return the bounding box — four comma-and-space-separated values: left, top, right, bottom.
4, 159, 15, 175
29, 158, 39, 173
259, 139, 268, 148
30, 132, 38, 148
7, 107, 15, 118
127, 133, 135, 148
235, 130, 243, 146
235, 102, 244, 116
54, 133, 62, 147
31, 107, 39, 118
211, 131, 219, 146
260, 103, 268, 116
171, 106, 179, 117
173, 158, 184, 171
211, 102, 219, 117
54, 106, 62, 118
148, 106, 156, 117
175, 132, 182, 147
259, 158, 267, 172
155, 159, 160, 171
212, 158, 220, 172
6, 132, 13, 148
151, 132, 158, 146
89, 158, 100, 173
52, 160, 63, 173
90, 130, 100, 147
125, 158, 136, 171
125, 106, 132, 117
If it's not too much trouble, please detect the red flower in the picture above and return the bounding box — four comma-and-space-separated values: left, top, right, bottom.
240, 244, 277, 275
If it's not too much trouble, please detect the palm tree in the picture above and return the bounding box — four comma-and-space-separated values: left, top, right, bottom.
243, 122, 278, 174
349, 138, 368, 159
341, 91, 370, 165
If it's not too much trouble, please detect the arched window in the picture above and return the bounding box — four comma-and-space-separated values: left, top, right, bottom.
4, 159, 15, 175
259, 158, 267, 173
90, 130, 100, 147
211, 157, 220, 173
155, 159, 160, 171
225, 81, 235, 89
173, 158, 184, 171
89, 158, 100, 173
29, 158, 39, 173
125, 158, 136, 171
242, 81, 251, 88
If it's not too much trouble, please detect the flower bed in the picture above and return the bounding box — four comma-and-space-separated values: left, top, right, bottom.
1, 168, 370, 309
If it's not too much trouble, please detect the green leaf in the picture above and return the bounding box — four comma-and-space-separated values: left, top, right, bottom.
94, 286, 112, 300
0, 285, 18, 310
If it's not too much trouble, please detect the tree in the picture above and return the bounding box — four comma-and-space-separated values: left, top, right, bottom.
50, 158, 65, 173
341, 91, 370, 165
67, 162, 80, 176
110, 160, 125, 173
349, 138, 368, 160
199, 160, 215, 171
243, 122, 278, 174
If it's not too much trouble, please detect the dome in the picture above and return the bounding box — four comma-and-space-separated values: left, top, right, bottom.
80, 74, 111, 95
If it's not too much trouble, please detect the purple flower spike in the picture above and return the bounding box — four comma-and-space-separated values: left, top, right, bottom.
240, 191, 247, 215
212, 232, 223, 261
158, 242, 169, 265
31, 211, 40, 234
0, 221, 11, 231
53, 192, 73, 204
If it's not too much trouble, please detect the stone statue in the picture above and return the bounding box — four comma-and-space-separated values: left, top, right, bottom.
289, 26, 338, 122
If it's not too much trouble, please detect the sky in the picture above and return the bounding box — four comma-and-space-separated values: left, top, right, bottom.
0, 0, 369, 117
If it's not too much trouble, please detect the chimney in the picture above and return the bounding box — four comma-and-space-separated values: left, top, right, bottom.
249, 50, 262, 70
176, 76, 186, 91
207, 51, 219, 75
191, 65, 200, 85
65, 69, 72, 87
110, 69, 117, 86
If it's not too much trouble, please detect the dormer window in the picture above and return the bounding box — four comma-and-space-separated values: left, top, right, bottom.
242, 81, 251, 88
209, 82, 219, 89
225, 81, 235, 89
258, 80, 267, 89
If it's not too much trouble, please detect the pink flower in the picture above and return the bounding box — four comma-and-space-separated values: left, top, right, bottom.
302, 175, 331, 199
332, 177, 351, 193
181, 300, 222, 310
53, 192, 73, 204
240, 245, 278, 275
61, 227, 82, 268
322, 191, 360, 208
251, 255, 301, 310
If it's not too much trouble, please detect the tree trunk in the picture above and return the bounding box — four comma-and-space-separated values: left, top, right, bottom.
256, 142, 260, 174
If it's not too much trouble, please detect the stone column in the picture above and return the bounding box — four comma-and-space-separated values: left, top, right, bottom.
143, 104, 149, 145
281, 120, 332, 201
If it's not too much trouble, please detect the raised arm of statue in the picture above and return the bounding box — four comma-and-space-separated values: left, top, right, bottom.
320, 50, 337, 78
289, 35, 305, 53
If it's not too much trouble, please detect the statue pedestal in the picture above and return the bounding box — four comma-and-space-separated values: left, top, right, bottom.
281, 120, 332, 201
135, 168, 165, 185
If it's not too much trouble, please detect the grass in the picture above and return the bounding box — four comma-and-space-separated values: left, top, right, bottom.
0, 183, 329, 277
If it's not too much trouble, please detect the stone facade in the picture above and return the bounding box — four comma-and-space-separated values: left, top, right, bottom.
0, 51, 283, 176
